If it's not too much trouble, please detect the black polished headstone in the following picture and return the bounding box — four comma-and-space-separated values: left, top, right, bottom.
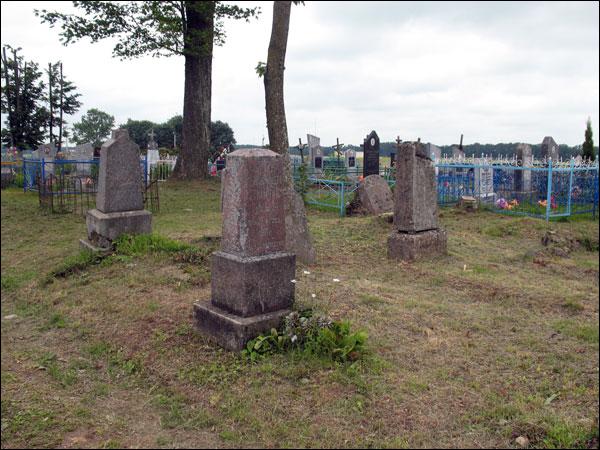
390, 152, 396, 168
363, 130, 380, 177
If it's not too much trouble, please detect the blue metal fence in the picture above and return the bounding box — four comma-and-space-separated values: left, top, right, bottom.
22, 156, 149, 192
293, 159, 599, 220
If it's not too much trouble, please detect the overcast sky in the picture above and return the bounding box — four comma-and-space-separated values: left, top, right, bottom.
1, 1, 598, 146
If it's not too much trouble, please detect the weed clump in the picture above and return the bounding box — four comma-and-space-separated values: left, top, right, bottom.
243, 309, 368, 363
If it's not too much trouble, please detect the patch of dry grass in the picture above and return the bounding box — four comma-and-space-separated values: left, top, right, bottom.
2, 182, 598, 448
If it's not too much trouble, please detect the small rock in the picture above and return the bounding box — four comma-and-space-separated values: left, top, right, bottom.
515, 436, 529, 448
3, 314, 17, 320
300, 378, 310, 384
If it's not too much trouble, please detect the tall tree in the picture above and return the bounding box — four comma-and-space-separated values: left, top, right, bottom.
36, 1, 258, 179
46, 61, 81, 149
260, 1, 316, 264
582, 117, 595, 162
1, 45, 48, 149
72, 108, 115, 147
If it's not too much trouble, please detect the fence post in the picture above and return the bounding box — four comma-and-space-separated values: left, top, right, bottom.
545, 157, 553, 221
41, 158, 46, 191
339, 181, 345, 217
567, 157, 574, 215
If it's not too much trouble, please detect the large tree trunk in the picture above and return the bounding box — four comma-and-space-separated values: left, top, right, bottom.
172, 0, 213, 180
264, 1, 316, 264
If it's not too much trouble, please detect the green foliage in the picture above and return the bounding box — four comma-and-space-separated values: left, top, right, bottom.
582, 117, 595, 161
36, 2, 260, 59
296, 162, 309, 199
72, 108, 115, 147
1, 45, 48, 149
113, 233, 193, 256
46, 250, 104, 282
121, 116, 235, 152
255, 61, 266, 77
243, 309, 368, 363
45, 61, 82, 146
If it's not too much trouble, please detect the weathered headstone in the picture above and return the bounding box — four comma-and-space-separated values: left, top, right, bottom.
425, 143, 441, 175
307, 134, 323, 174
80, 129, 152, 250
541, 136, 559, 162
388, 142, 447, 261
68, 143, 94, 175
514, 143, 533, 193
348, 174, 394, 215
363, 131, 380, 177
194, 148, 296, 351
473, 157, 495, 202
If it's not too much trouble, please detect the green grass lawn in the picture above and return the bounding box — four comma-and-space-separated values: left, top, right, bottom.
1, 180, 599, 449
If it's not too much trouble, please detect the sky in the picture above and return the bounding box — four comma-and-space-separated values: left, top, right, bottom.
1, 1, 598, 147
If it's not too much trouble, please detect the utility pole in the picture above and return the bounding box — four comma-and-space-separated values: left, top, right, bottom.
48, 62, 53, 143
58, 62, 63, 151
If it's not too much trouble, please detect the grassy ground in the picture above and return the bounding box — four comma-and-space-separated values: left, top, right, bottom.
1, 180, 598, 449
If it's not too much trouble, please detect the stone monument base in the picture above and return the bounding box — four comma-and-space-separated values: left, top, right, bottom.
86, 208, 152, 248
193, 302, 291, 351
387, 228, 447, 262
211, 251, 295, 317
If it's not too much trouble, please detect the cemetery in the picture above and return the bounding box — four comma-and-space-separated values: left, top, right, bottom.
1, 2, 599, 449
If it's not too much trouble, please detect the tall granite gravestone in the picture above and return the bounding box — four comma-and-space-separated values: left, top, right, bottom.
541, 136, 559, 162
307, 134, 323, 174
80, 129, 152, 251
388, 142, 447, 261
194, 149, 296, 351
363, 131, 380, 177
514, 143, 533, 193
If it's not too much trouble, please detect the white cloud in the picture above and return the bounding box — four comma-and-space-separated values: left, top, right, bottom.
1, 0, 598, 147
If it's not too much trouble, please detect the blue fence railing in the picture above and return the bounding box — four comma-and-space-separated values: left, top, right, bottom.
293, 159, 599, 220
22, 156, 149, 192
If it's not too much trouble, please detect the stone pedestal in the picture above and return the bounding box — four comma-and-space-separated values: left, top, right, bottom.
85, 209, 152, 249
388, 142, 447, 262
388, 229, 447, 262
194, 148, 295, 351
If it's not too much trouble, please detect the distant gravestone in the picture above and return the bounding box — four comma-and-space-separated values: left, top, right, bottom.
514, 143, 533, 193
388, 142, 447, 261
363, 131, 380, 177
351, 175, 394, 215
541, 136, 559, 162
344, 148, 357, 181
307, 134, 323, 174
474, 158, 495, 202
195, 148, 295, 351
68, 143, 94, 175
80, 129, 152, 250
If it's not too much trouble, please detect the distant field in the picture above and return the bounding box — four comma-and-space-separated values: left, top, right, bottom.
1, 181, 598, 448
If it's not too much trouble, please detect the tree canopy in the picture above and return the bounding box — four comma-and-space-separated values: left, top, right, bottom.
72, 108, 115, 147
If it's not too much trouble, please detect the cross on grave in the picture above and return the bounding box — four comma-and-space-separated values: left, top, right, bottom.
297, 138, 307, 164
333, 138, 344, 164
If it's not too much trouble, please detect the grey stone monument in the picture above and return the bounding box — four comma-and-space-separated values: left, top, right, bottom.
473, 157, 495, 202
363, 131, 380, 177
80, 129, 152, 251
541, 136, 559, 162
194, 148, 296, 351
307, 134, 323, 175
388, 142, 447, 261
514, 143, 533, 193
349, 174, 394, 215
